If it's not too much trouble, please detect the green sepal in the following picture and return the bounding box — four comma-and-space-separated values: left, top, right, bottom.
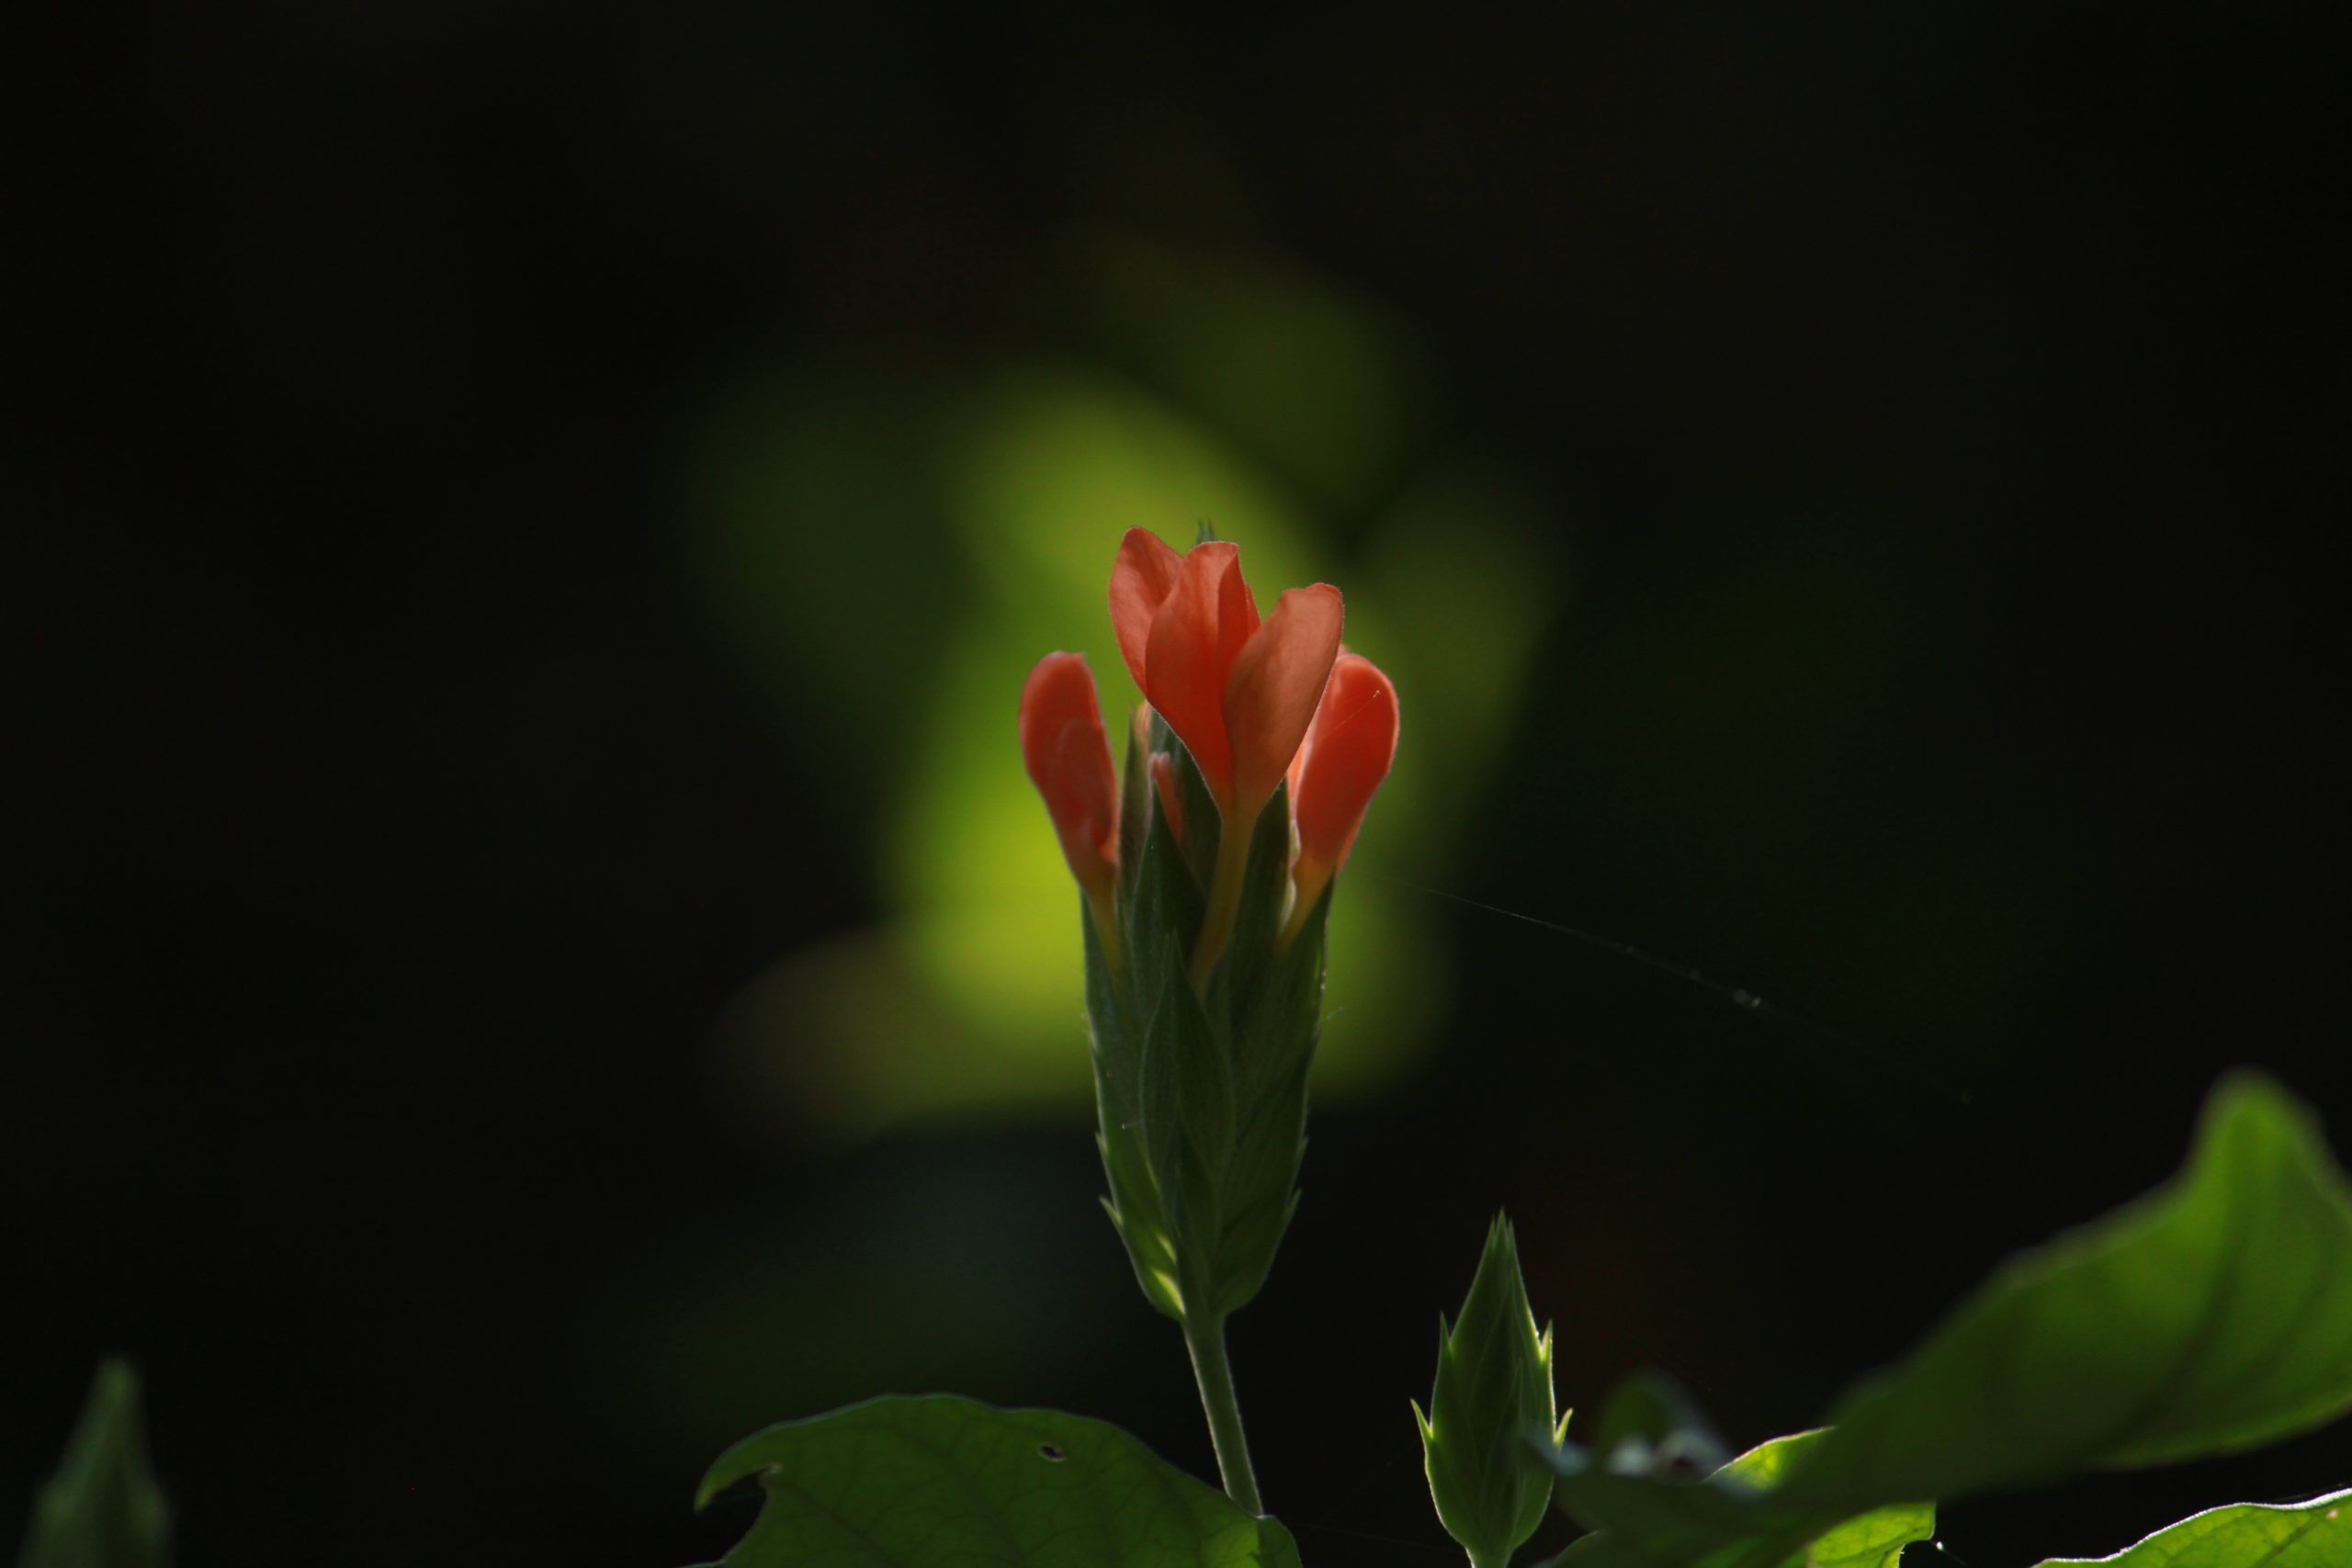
1147, 712, 1225, 899
1206, 1052, 1313, 1317
1115, 702, 1150, 911
1085, 719, 1329, 1330
1083, 898, 1182, 1320
1140, 935, 1237, 1310
1211, 781, 1302, 1018
1199, 784, 1324, 1316
1089, 728, 1216, 1326
1126, 786, 1206, 1005
17, 1359, 172, 1568
1232, 868, 1328, 1100
1421, 1214, 1564, 1568
1082, 891, 1138, 1113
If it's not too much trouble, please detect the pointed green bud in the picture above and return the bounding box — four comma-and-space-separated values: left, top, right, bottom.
19, 1359, 172, 1568
1417, 1214, 1564, 1568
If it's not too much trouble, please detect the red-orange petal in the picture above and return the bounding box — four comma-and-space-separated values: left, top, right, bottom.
1142, 543, 1245, 802
1294, 651, 1397, 875
1222, 583, 1344, 816
1108, 528, 1184, 693
1213, 541, 1261, 679
1020, 652, 1119, 896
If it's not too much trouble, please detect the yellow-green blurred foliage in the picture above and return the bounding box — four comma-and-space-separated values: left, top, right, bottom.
677, 231, 1561, 1142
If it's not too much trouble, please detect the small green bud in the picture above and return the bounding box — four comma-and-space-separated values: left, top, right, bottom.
19, 1359, 172, 1568
1414, 1214, 1566, 1568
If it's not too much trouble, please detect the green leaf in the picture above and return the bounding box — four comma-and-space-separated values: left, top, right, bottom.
1715, 1433, 1929, 1568
1544, 1431, 1911, 1568
1544, 1073, 2352, 1566
696, 1396, 1302, 1567
2033, 1487, 2352, 1566
1789, 1071, 2352, 1500
17, 1359, 171, 1568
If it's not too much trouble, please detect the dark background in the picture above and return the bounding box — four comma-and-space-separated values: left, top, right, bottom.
9, 3, 2347, 1564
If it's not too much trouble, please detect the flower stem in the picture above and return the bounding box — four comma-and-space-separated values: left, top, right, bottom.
1182, 1312, 1262, 1516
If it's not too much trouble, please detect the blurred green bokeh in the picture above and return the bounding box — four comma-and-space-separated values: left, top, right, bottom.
679, 233, 1560, 1142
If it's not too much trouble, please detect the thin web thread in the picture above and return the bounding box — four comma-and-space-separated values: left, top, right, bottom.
1373, 872, 1970, 1106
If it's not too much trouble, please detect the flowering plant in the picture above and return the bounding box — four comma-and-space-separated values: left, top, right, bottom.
1022, 530, 1399, 1513
29, 528, 2352, 1567
662, 531, 2352, 1568
666, 530, 2352, 1567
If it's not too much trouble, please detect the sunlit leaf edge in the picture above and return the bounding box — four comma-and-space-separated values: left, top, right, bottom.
2033, 1486, 2352, 1566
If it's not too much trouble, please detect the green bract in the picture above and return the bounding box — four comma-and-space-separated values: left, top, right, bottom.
1418, 1214, 1567, 1568
1085, 720, 1328, 1330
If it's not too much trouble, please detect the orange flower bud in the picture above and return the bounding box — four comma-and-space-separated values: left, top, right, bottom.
1019, 652, 1119, 903
1109, 528, 1343, 825
1285, 652, 1398, 940
1109, 528, 1345, 984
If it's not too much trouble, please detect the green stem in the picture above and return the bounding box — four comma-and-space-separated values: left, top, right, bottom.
1182, 1312, 1262, 1515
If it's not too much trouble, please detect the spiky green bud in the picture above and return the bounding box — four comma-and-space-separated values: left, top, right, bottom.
1414, 1214, 1566, 1568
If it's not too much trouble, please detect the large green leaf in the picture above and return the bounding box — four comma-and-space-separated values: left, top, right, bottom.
1546, 1073, 2352, 1566
1547, 1427, 1928, 1568
697, 1396, 1302, 1567
17, 1359, 171, 1568
1790, 1072, 2352, 1497
2035, 1488, 2352, 1566
1713, 1434, 1928, 1568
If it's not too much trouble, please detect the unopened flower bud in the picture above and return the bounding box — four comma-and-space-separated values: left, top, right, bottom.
1282, 651, 1397, 951
1020, 652, 1121, 963
1023, 531, 1401, 1341
1415, 1214, 1566, 1568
